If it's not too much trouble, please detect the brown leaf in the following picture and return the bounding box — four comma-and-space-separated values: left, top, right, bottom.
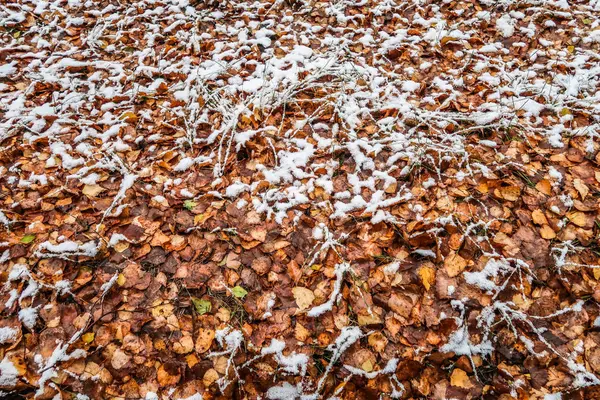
495, 186, 521, 201
574, 178, 589, 200
157, 363, 181, 386
111, 348, 131, 370
203, 368, 219, 387
251, 256, 271, 275
444, 252, 468, 278
82, 184, 105, 198
195, 328, 215, 354
567, 211, 587, 227
535, 179, 553, 196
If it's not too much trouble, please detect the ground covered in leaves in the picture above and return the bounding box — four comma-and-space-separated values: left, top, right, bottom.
1, 0, 600, 399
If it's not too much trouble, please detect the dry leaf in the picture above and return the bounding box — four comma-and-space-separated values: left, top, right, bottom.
535, 179, 552, 196
292, 287, 315, 311
567, 211, 587, 227
418, 264, 436, 291
111, 349, 130, 370
82, 184, 105, 198
195, 328, 215, 354
495, 186, 521, 201
540, 225, 556, 239
573, 178, 589, 200
450, 368, 473, 389
157, 364, 181, 386
203, 368, 219, 387
444, 252, 468, 278
532, 209, 548, 225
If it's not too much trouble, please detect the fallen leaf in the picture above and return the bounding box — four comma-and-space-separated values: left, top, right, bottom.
450, 368, 473, 389
192, 298, 212, 315
567, 211, 587, 227
195, 328, 215, 354
292, 287, 315, 311
82, 184, 105, 198
535, 179, 552, 196
157, 363, 181, 386
418, 264, 436, 291
203, 368, 219, 387
532, 209, 548, 225
540, 225, 556, 239
444, 252, 468, 278
231, 285, 248, 298
20, 234, 36, 244
183, 200, 197, 210
111, 348, 131, 370
82, 332, 95, 344
496, 186, 521, 201
573, 179, 589, 200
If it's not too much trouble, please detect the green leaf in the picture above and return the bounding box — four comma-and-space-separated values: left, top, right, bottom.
183, 200, 197, 210
231, 286, 248, 299
192, 298, 212, 315
21, 234, 36, 244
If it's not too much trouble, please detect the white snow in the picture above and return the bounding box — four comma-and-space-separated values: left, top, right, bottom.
307, 263, 351, 317
36, 239, 99, 259
496, 15, 515, 37
0, 327, 18, 344
18, 307, 39, 330
0, 357, 18, 387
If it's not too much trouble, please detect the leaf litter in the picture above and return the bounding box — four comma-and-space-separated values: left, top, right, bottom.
1, 0, 600, 399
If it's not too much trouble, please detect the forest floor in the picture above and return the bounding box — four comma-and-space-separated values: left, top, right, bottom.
1, 0, 600, 399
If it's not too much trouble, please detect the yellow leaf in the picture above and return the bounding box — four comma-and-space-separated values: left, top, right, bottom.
418, 264, 436, 291
361, 359, 374, 373
119, 111, 138, 123
80, 332, 94, 343
531, 209, 548, 225
567, 211, 587, 227
540, 225, 556, 239
194, 213, 211, 225
476, 182, 488, 194
451, 368, 473, 389
117, 273, 126, 286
